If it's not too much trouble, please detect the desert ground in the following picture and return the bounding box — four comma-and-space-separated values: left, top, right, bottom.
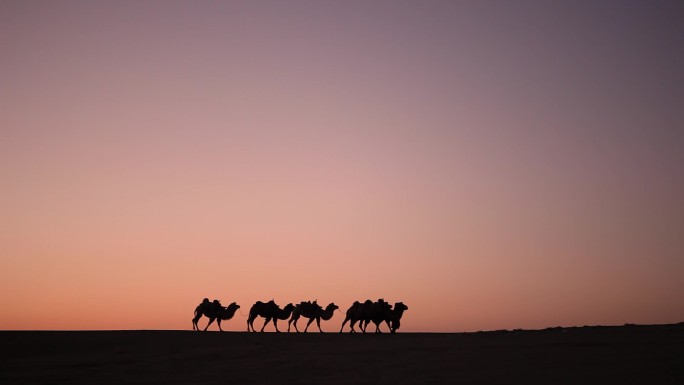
1, 324, 682, 385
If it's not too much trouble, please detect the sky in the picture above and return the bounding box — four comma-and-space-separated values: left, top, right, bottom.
1, 0, 683, 332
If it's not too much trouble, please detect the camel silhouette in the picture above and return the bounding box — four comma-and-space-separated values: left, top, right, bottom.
360, 299, 393, 333
247, 300, 295, 332
361, 301, 409, 333
339, 299, 380, 333
287, 301, 339, 333
341, 299, 405, 333
192, 299, 241, 331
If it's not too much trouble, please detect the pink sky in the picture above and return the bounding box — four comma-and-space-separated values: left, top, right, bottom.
2, 1, 683, 332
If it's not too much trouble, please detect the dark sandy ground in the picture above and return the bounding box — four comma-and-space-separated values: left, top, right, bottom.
1, 324, 683, 385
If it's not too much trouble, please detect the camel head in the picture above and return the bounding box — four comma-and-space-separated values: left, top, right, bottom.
229, 302, 240, 310
326, 303, 339, 312
394, 302, 408, 311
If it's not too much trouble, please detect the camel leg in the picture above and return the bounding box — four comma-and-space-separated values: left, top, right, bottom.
375, 321, 382, 333
340, 316, 349, 333
248, 315, 258, 332
204, 317, 215, 331
316, 317, 323, 333
193, 312, 203, 331
304, 317, 315, 333
350, 319, 358, 333
261, 317, 272, 332
217, 319, 223, 332
288, 315, 299, 333
274, 318, 281, 333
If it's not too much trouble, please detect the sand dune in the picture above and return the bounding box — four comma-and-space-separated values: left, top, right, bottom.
2, 324, 682, 384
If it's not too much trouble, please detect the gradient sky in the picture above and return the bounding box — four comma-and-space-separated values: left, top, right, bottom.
2, 1, 683, 332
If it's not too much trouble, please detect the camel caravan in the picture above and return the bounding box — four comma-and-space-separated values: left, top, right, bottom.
192, 298, 408, 334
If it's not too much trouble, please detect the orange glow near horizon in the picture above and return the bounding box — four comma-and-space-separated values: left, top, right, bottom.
2, 1, 683, 332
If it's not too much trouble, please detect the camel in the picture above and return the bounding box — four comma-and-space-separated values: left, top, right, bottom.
361, 301, 408, 333
192, 299, 241, 331
204, 302, 240, 332
360, 299, 393, 333
192, 298, 219, 330
247, 300, 295, 332
287, 301, 339, 333
340, 299, 376, 333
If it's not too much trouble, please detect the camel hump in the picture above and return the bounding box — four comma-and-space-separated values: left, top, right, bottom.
300, 300, 322, 313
